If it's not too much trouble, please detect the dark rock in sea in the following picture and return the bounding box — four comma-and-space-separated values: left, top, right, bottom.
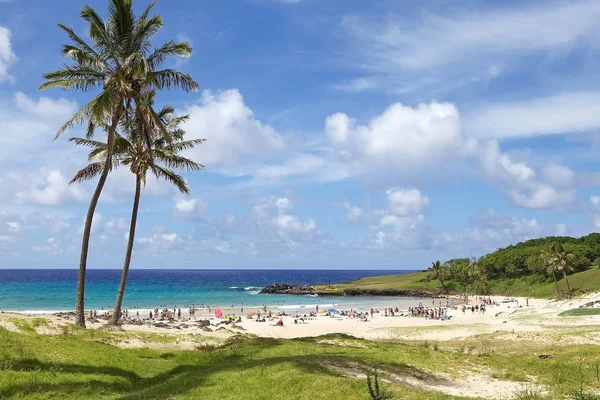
154, 322, 167, 328
260, 283, 316, 295
201, 326, 213, 332
198, 320, 211, 327
179, 324, 189, 329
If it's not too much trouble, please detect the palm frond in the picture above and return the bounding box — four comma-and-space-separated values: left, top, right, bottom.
149, 69, 199, 92
152, 166, 189, 194
147, 41, 192, 69
69, 137, 108, 149
153, 151, 204, 172
70, 161, 110, 183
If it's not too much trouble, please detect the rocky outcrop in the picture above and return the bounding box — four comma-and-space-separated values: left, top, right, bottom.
260, 283, 433, 297
259, 283, 316, 295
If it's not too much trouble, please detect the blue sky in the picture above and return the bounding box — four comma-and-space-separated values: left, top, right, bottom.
1, 0, 600, 270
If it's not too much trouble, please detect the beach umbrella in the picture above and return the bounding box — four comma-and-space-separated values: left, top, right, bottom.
215, 308, 222, 318
327, 308, 339, 313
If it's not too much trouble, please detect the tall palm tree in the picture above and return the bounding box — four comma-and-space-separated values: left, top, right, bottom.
430, 261, 446, 291
70, 96, 204, 326
40, 0, 199, 327
540, 243, 577, 297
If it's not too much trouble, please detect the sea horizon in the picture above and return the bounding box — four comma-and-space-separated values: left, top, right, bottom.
0, 269, 418, 313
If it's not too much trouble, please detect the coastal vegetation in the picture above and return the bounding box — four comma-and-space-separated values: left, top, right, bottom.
2, 322, 600, 399
316, 234, 600, 298
40, 0, 199, 327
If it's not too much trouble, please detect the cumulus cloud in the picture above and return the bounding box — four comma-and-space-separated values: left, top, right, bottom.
344, 187, 433, 251
253, 196, 323, 243
14, 92, 78, 122
0, 93, 81, 164
385, 188, 429, 217
477, 140, 575, 209
0, 26, 17, 82
465, 209, 543, 249
543, 163, 575, 188
325, 101, 463, 178
182, 89, 286, 172
12, 168, 87, 205
173, 197, 210, 221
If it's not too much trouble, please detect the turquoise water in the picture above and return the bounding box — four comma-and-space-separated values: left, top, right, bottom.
0, 269, 418, 313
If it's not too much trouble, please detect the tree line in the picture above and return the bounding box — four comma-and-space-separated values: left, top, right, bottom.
428, 233, 600, 296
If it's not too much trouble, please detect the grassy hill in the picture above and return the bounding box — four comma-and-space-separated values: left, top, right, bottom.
2, 321, 600, 399
316, 264, 600, 298
316, 234, 600, 299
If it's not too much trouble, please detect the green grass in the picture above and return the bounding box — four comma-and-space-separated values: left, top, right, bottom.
2, 325, 600, 399
559, 308, 600, 317
317, 266, 600, 299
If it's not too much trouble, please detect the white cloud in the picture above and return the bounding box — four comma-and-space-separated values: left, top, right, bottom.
183, 89, 286, 171
14, 92, 78, 122
32, 237, 62, 255
477, 140, 575, 209
543, 163, 575, 188
331, 77, 379, 93
6, 221, 20, 233
556, 223, 567, 236
466, 92, 600, 140
339, 1, 600, 93
253, 196, 323, 243
385, 188, 429, 217
0, 26, 17, 82
175, 198, 197, 213
274, 214, 316, 234
13, 168, 87, 205
173, 197, 209, 221
325, 101, 463, 178
0, 93, 82, 164
443, 209, 548, 255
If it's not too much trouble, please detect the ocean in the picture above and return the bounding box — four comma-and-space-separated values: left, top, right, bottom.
0, 269, 418, 314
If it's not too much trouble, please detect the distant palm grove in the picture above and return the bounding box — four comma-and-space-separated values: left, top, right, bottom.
432, 233, 600, 296
40, 0, 201, 328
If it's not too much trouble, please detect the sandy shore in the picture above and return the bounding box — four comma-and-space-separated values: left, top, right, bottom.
2, 293, 600, 345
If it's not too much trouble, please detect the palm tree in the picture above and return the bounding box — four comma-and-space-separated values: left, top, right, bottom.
70, 95, 204, 326
430, 261, 446, 291
540, 243, 577, 297
41, 0, 199, 327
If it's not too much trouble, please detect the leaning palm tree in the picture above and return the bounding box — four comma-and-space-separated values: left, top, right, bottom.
540, 243, 577, 297
70, 96, 204, 326
41, 0, 198, 327
430, 261, 446, 292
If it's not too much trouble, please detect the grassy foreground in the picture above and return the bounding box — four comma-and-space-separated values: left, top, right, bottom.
2, 322, 600, 399
317, 266, 600, 298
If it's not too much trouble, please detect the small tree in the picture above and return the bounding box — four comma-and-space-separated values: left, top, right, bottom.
430, 261, 446, 292
366, 369, 390, 400
540, 242, 577, 297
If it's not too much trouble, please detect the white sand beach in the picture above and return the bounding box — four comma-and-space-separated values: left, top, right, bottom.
3, 293, 600, 345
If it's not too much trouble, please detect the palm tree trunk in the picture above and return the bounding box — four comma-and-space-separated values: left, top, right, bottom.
553, 273, 559, 297
108, 174, 141, 327
563, 272, 572, 297
75, 106, 123, 328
